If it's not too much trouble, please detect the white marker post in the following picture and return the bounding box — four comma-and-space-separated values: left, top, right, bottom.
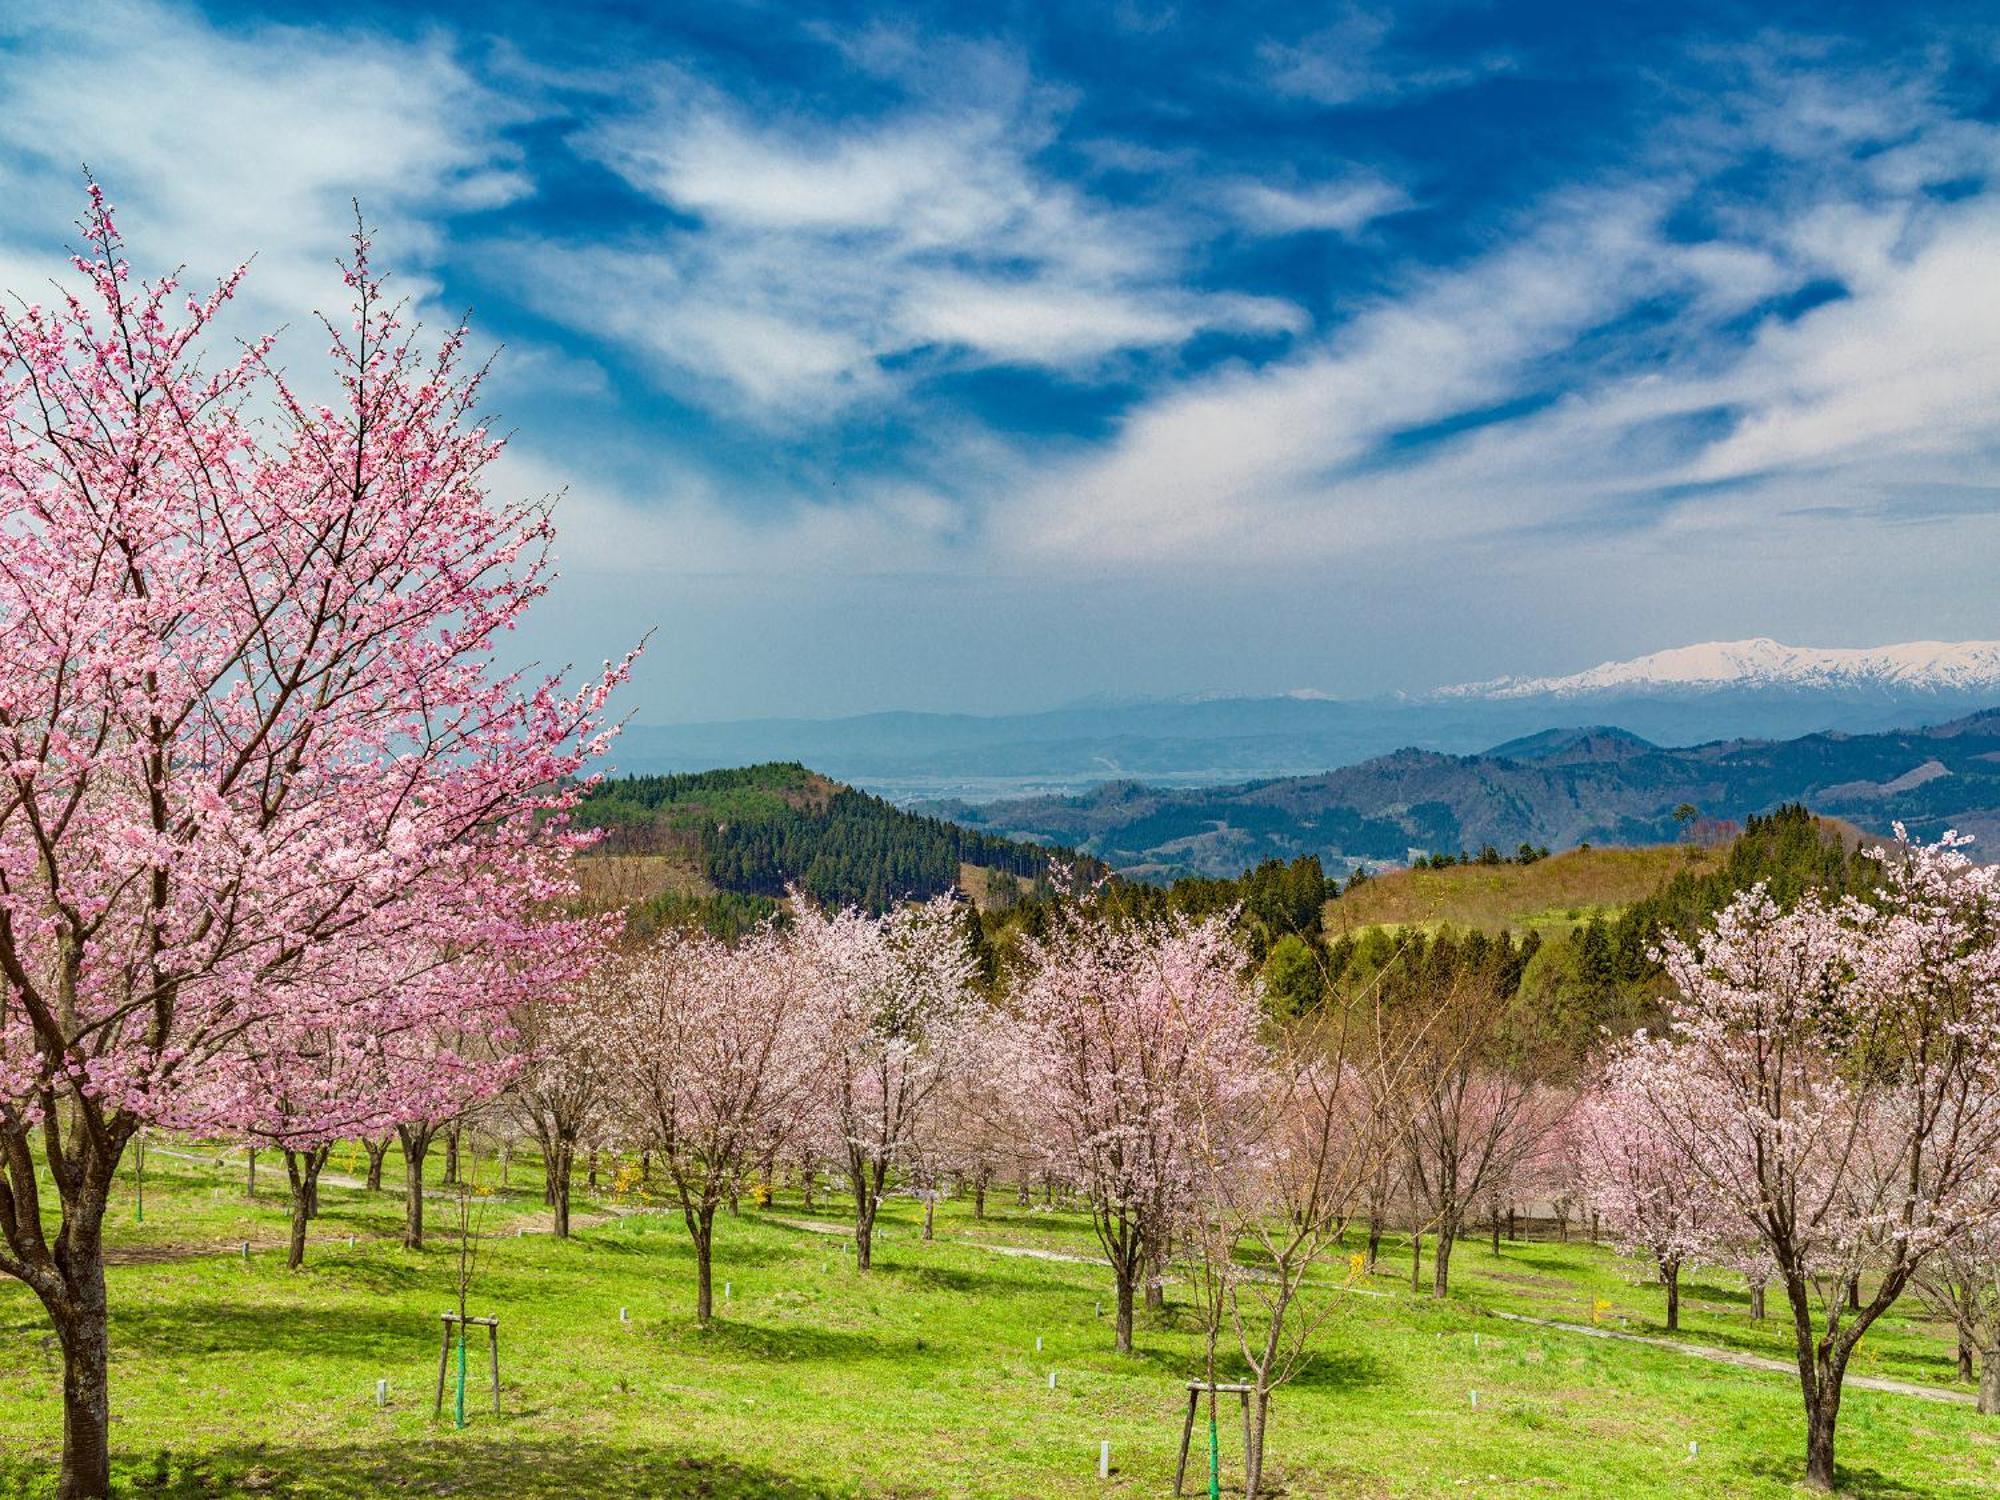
1469, 1390, 1479, 1409
240, 1241, 250, 1261
1035, 1336, 1043, 1352
620, 1307, 630, 1324
375, 1379, 388, 1407
1689, 1441, 1699, 1458
1099, 1440, 1110, 1479
724, 1282, 732, 1300
1049, 1371, 1058, 1390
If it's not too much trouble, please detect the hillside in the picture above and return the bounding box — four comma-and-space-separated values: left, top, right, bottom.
573, 763, 1081, 925
1327, 842, 1724, 936
933, 710, 2000, 878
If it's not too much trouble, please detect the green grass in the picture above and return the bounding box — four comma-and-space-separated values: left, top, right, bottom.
3, 1148, 1998, 1497
1329, 844, 1723, 937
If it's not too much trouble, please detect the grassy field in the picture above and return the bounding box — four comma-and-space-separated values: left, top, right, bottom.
1325, 844, 1724, 938
3, 1145, 1996, 1498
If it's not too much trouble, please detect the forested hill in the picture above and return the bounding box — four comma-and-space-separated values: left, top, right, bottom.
573, 763, 1086, 925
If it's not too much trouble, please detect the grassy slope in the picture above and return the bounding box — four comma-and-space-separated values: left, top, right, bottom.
1325, 843, 1725, 937
3, 1148, 1995, 1498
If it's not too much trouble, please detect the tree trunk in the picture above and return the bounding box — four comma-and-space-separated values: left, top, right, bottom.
693, 1207, 716, 1325
1246, 1389, 1271, 1498
1432, 1224, 1455, 1298
363, 1136, 389, 1192
245, 1146, 257, 1199
1365, 1212, 1383, 1273
1958, 1331, 1975, 1383
1507, 1207, 1518, 1242
1589, 1210, 1598, 1243
854, 1205, 875, 1270
1804, 1387, 1841, 1490
1016, 1177, 1030, 1208
52, 1290, 111, 1500
922, 1194, 936, 1241
399, 1127, 429, 1250
1410, 1231, 1423, 1293
1145, 1277, 1165, 1311
587, 1149, 599, 1192
1845, 1274, 1860, 1313
283, 1149, 325, 1270
551, 1142, 573, 1239
973, 1175, 987, 1220
1979, 1347, 2000, 1415
443, 1126, 461, 1187
1490, 1209, 1500, 1256
1664, 1259, 1681, 1332
1114, 1268, 1136, 1355
1749, 1281, 1765, 1320
800, 1167, 815, 1211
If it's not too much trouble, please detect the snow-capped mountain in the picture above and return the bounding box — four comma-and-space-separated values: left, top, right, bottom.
1437, 639, 2000, 701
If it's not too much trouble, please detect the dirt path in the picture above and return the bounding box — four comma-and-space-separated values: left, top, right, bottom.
1479, 1308, 1975, 1407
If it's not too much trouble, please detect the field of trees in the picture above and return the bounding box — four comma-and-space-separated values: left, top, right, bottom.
4, 1139, 1997, 1498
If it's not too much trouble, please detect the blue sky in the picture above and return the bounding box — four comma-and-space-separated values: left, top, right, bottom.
0, 1, 1996, 722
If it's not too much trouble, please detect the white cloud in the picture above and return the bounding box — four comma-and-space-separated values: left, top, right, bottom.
0, 0, 530, 323
530, 57, 1305, 420
1226, 175, 1412, 236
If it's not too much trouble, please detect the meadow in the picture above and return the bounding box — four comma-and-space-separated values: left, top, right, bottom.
3, 1145, 1995, 1498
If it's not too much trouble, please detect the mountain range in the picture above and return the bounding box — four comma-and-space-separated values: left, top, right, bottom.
923, 709, 2000, 880
616, 639, 2000, 802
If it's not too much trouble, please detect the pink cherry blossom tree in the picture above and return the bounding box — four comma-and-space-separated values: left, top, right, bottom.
607, 924, 829, 1322
1608, 834, 2000, 1489
1001, 900, 1269, 1355
793, 894, 975, 1271
0, 192, 627, 1498
1571, 1082, 1722, 1330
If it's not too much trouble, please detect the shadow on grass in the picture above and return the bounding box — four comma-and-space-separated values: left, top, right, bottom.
111, 1300, 420, 1360
1736, 1453, 1930, 1498
883, 1262, 1059, 1298
672, 1315, 910, 1365
2, 1437, 845, 1499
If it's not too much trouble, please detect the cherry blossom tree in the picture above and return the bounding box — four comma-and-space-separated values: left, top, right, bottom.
1001, 901, 1269, 1354
1399, 971, 1565, 1298
1571, 1082, 1721, 1331
1608, 834, 2000, 1488
794, 894, 975, 1271
508, 974, 623, 1241
608, 924, 828, 1322
0, 193, 627, 1498
1912, 1210, 2000, 1411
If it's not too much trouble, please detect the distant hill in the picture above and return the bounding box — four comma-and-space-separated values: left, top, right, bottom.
929, 710, 2000, 879
1326, 843, 1726, 937
611, 639, 2000, 800
573, 763, 1083, 929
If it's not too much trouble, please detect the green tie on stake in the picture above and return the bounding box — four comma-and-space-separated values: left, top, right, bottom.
1208, 1407, 1220, 1500
455, 1328, 468, 1430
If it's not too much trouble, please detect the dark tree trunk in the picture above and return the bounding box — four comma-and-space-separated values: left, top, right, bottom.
1411, 1231, 1423, 1293
1490, 1210, 1500, 1256
922, 1194, 936, 1241
1432, 1223, 1456, 1298
800, 1167, 816, 1211
363, 1136, 389, 1192
245, 1146, 257, 1199
1805, 1388, 1841, 1490
443, 1126, 461, 1187
587, 1149, 599, 1192
1979, 1348, 2000, 1415
550, 1140, 574, 1239
1959, 1331, 1976, 1383
398, 1125, 431, 1250
1507, 1207, 1518, 1242
692, 1206, 717, 1324
283, 1149, 326, 1270
1750, 1281, 1766, 1320
1365, 1211, 1383, 1273
52, 1280, 111, 1500
973, 1173, 987, 1220
1114, 1268, 1136, 1355
1145, 1278, 1165, 1311
1845, 1275, 1861, 1313
1664, 1259, 1681, 1332
1016, 1177, 1030, 1208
